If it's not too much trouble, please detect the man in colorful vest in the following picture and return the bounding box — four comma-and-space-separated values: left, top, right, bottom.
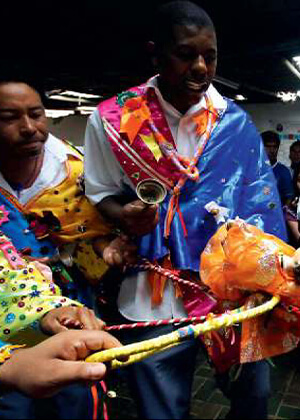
84, 2, 287, 419
0, 76, 112, 418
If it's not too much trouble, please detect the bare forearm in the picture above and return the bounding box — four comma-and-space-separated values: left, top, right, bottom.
96, 196, 128, 230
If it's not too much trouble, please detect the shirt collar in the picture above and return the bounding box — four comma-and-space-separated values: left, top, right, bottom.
0, 133, 80, 198
145, 75, 227, 118
45, 133, 81, 163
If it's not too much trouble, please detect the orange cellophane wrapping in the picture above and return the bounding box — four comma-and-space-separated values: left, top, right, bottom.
200, 221, 300, 362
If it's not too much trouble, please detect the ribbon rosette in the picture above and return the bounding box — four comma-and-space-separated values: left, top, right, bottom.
120, 96, 151, 145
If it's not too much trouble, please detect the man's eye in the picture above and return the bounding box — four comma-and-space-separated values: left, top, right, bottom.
205, 54, 217, 64
30, 112, 44, 119
0, 114, 17, 121
176, 50, 195, 60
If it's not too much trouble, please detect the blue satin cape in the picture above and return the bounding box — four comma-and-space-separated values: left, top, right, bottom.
138, 100, 287, 272
0, 193, 56, 258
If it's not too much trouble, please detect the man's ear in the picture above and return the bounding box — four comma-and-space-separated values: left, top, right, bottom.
147, 41, 158, 68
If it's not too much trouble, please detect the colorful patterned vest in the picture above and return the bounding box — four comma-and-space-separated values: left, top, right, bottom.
26, 154, 110, 244
0, 145, 109, 283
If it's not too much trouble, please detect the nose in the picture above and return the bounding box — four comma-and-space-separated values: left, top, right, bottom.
19, 115, 37, 136
191, 55, 207, 76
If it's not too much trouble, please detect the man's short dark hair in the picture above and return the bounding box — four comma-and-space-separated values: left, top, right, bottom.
0, 67, 45, 101
152, 1, 215, 47
290, 141, 300, 152
261, 130, 280, 147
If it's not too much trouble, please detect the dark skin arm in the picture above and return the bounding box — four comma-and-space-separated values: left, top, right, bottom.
97, 196, 159, 237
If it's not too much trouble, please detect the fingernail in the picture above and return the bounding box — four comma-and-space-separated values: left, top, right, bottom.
88, 363, 106, 378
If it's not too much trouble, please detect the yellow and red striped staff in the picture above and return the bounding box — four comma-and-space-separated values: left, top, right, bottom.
87, 295, 280, 369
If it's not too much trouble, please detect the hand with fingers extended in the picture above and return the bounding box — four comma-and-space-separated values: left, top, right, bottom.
40, 306, 106, 335
0, 330, 122, 398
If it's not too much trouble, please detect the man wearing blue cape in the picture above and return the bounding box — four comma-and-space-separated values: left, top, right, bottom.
84, 1, 287, 418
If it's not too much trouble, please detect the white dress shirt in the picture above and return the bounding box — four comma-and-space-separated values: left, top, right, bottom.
84, 76, 227, 321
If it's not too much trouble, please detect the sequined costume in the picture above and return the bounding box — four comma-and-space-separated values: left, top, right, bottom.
0, 136, 110, 304
201, 220, 300, 362
0, 230, 78, 344
0, 136, 109, 420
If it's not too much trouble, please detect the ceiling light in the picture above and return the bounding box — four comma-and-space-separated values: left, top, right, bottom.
76, 106, 97, 115
283, 59, 300, 80
47, 95, 91, 103
276, 91, 300, 102
293, 56, 300, 68
45, 109, 75, 118
235, 94, 247, 101
62, 90, 101, 99
46, 90, 101, 101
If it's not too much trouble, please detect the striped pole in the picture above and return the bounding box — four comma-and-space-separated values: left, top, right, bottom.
87, 295, 280, 369
129, 258, 208, 293
104, 316, 207, 331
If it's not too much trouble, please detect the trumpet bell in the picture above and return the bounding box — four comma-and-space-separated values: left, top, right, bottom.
136, 179, 167, 205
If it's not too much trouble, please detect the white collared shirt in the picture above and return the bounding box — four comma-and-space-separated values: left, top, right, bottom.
84, 77, 227, 321
0, 134, 79, 205
147, 76, 226, 158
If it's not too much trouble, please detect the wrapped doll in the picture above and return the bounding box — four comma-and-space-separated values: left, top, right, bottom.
200, 216, 300, 363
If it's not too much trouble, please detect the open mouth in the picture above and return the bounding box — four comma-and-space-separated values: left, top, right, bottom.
185, 80, 209, 93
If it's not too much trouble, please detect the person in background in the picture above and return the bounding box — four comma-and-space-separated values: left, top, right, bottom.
289, 140, 300, 179
0, 76, 120, 419
261, 130, 294, 206
84, 2, 287, 418
283, 169, 300, 247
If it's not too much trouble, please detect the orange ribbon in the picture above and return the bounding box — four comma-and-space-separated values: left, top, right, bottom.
164, 98, 218, 238
148, 256, 182, 306
120, 97, 151, 144
120, 93, 218, 240
164, 186, 188, 238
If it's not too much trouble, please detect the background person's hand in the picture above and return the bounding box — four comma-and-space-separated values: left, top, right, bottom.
40, 306, 106, 335
0, 330, 121, 398
101, 234, 138, 267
